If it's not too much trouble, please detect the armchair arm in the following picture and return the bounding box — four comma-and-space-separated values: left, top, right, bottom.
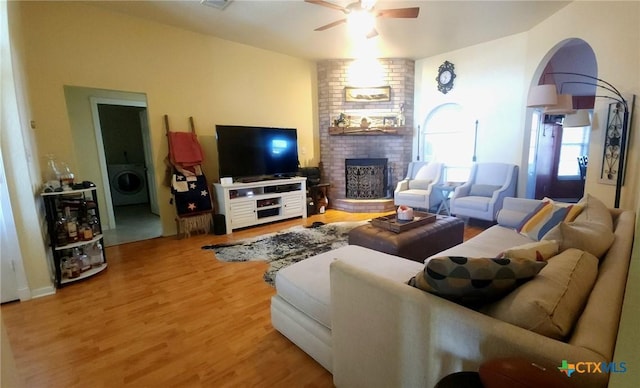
395, 179, 410, 193
330, 260, 609, 388
487, 166, 519, 218
452, 181, 471, 199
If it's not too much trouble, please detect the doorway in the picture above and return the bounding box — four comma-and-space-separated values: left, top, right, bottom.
528, 38, 596, 202
533, 115, 589, 201
89, 98, 161, 246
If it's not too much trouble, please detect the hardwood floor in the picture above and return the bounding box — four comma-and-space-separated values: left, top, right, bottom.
1, 210, 485, 387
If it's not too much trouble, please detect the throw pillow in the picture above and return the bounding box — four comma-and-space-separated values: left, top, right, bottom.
542, 221, 615, 259
574, 194, 613, 230
469, 184, 501, 197
500, 240, 559, 262
408, 256, 546, 303
408, 179, 432, 190
517, 201, 583, 241
481, 248, 598, 340
414, 163, 436, 180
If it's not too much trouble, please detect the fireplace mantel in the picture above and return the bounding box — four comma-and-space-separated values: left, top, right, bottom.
329, 126, 411, 136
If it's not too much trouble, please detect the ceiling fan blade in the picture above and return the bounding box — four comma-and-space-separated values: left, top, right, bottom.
314, 18, 347, 31
376, 7, 420, 18
305, 0, 348, 13
366, 28, 379, 39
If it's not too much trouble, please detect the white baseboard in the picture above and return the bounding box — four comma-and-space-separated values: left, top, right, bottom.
28, 286, 56, 300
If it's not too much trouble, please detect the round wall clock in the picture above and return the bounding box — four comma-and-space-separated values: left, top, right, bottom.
436, 61, 456, 94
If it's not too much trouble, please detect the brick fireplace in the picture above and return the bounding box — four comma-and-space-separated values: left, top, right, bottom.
317, 59, 414, 212
345, 158, 388, 199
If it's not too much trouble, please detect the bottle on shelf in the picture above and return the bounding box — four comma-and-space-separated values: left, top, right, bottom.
87, 242, 103, 268
64, 206, 79, 243
45, 154, 62, 189
64, 253, 81, 279
59, 162, 75, 190
55, 214, 68, 246
73, 247, 90, 272
86, 200, 101, 236
90, 214, 101, 236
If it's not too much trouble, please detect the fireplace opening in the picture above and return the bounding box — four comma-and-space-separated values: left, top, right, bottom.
345, 158, 388, 199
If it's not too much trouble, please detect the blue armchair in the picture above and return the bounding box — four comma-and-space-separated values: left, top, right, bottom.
394, 162, 444, 211
450, 162, 518, 222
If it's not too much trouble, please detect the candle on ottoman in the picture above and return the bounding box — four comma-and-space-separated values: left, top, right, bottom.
397, 205, 414, 221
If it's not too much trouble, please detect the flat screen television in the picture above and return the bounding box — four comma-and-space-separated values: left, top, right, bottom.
216, 125, 299, 181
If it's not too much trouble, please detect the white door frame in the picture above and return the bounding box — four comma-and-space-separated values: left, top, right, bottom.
0, 148, 30, 303
90, 97, 151, 229
139, 111, 160, 215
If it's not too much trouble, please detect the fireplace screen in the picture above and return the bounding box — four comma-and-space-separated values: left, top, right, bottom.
345, 158, 388, 199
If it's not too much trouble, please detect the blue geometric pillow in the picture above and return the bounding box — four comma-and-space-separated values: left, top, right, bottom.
408, 256, 546, 303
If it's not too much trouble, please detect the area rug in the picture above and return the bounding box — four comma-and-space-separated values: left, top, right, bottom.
201, 221, 367, 286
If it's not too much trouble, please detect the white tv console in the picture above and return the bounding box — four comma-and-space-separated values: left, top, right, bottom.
213, 177, 307, 234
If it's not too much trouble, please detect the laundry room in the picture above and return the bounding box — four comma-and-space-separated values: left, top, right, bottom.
96, 102, 162, 246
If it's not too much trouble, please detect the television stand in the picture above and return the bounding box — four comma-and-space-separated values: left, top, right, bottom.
213, 177, 307, 234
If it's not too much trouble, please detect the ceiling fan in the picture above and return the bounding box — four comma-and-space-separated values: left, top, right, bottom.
305, 0, 420, 39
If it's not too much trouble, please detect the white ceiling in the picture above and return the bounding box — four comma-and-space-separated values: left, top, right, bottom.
89, 0, 570, 60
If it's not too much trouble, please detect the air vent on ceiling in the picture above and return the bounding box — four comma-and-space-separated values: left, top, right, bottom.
200, 0, 233, 10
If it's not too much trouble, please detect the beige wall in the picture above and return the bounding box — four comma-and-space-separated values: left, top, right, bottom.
415, 33, 529, 167
525, 1, 639, 210
8, 1, 317, 293
415, 2, 640, 209
9, 1, 318, 242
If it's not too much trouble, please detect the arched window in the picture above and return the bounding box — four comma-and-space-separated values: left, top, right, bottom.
422, 103, 474, 182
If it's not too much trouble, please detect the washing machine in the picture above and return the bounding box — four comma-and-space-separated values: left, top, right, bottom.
108, 164, 149, 206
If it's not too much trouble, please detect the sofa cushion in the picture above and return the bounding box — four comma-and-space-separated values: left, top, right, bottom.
500, 240, 559, 262
517, 201, 583, 241
395, 189, 428, 202
433, 224, 534, 260
276, 245, 422, 329
453, 196, 491, 211
408, 179, 432, 190
408, 256, 546, 303
542, 221, 615, 259
469, 184, 501, 197
481, 248, 598, 340
574, 194, 613, 230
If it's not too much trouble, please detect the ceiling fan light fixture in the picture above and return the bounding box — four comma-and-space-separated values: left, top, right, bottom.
348, 9, 376, 38
360, 0, 376, 11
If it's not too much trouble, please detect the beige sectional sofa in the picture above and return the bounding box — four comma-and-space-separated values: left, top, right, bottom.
271, 196, 636, 387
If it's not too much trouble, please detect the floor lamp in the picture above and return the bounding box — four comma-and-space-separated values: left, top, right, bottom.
527, 72, 633, 208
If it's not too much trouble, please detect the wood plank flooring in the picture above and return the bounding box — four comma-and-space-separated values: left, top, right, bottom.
1, 210, 484, 388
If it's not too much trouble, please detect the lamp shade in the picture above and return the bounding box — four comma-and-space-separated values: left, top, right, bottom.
563, 109, 591, 127
544, 94, 575, 114
527, 84, 558, 107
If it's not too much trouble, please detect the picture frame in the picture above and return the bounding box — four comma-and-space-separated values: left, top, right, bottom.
383, 116, 397, 127
345, 86, 391, 102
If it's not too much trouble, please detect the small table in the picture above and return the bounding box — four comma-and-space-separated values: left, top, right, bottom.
434, 184, 460, 216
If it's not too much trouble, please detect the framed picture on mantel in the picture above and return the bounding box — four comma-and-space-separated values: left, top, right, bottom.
345, 86, 391, 102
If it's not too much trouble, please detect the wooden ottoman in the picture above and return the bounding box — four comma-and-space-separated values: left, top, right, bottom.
348, 215, 465, 263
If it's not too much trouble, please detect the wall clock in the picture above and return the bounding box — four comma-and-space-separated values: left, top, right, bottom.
436, 61, 456, 94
